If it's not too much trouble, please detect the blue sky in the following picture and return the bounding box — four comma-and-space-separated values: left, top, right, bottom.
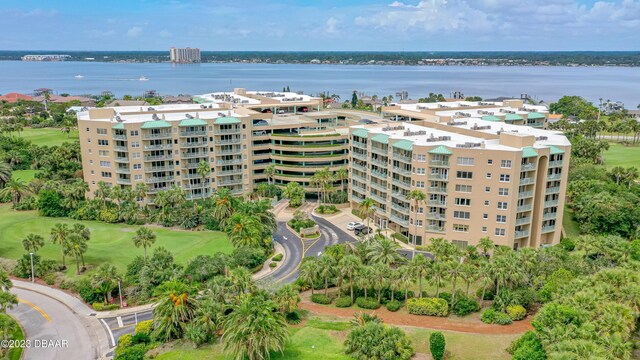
1, 0, 639, 51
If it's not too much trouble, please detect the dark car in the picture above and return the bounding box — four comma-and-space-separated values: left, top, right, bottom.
354, 225, 372, 236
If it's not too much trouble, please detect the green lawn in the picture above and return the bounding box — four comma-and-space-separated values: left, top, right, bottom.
153, 317, 516, 360
563, 205, 581, 239
11, 170, 38, 182
16, 127, 79, 147
603, 142, 640, 168
2, 314, 24, 360
0, 205, 232, 277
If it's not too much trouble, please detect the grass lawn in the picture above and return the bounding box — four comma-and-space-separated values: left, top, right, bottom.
0, 205, 232, 277
2, 314, 24, 360
16, 127, 79, 147
562, 205, 581, 239
603, 142, 640, 169
11, 170, 38, 182
153, 317, 515, 360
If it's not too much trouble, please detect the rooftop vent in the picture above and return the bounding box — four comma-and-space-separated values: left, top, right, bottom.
185, 114, 194, 119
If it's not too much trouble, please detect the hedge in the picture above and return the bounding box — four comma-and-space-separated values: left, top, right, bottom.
335, 296, 353, 308
272, 253, 283, 261
311, 294, 332, 305
134, 320, 153, 335
407, 298, 448, 317
451, 297, 480, 316
356, 297, 381, 310
483, 309, 513, 325
429, 332, 446, 360
507, 305, 527, 321
386, 300, 402, 312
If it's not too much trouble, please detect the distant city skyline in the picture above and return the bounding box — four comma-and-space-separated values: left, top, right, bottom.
1, 0, 639, 51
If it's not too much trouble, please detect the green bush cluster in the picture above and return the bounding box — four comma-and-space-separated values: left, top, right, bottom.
316, 204, 339, 214
272, 253, 283, 261
311, 294, 332, 305
507, 305, 527, 321
481, 309, 513, 325
134, 320, 153, 335
288, 218, 316, 232
406, 298, 448, 317
429, 332, 446, 360
451, 296, 480, 316
335, 296, 352, 308
508, 331, 546, 360
356, 297, 381, 310
385, 300, 402, 312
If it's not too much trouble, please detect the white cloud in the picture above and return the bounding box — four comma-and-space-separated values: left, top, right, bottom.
126, 26, 143, 38
326, 17, 339, 34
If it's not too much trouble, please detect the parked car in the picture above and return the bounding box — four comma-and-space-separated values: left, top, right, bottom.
354, 225, 372, 236
346, 222, 363, 230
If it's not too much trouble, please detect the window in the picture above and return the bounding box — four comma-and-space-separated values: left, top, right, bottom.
454, 198, 471, 206
132, 153, 141, 159
495, 228, 506, 236
134, 175, 142, 180
452, 240, 469, 248
415, 168, 426, 175
483, 213, 488, 219
88, 149, 92, 154
98, 139, 109, 146
456, 171, 473, 179
97, 128, 107, 135
131, 141, 140, 148
416, 220, 423, 227
498, 202, 508, 210
90, 170, 94, 175
453, 224, 469, 232
484, 200, 490, 206
133, 164, 141, 170
482, 226, 488, 232
487, 159, 493, 165
130, 130, 139, 136
417, 207, 424, 214
498, 188, 509, 196
87, 138, 91, 143
101, 171, 112, 178
99, 150, 109, 157
417, 154, 426, 162
89, 160, 93, 165
415, 181, 425, 188
99, 161, 110, 167
86, 127, 90, 132
485, 187, 491, 192
499, 174, 510, 182
501, 160, 512, 168
455, 184, 472, 193
453, 211, 470, 219
457, 157, 474, 166
496, 215, 507, 223
486, 173, 492, 179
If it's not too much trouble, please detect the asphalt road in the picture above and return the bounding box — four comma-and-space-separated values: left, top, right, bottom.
257, 221, 304, 286
8, 288, 97, 360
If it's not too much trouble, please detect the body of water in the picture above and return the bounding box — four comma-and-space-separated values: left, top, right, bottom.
0, 61, 638, 106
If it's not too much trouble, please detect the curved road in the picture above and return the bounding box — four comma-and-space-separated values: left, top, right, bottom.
8, 287, 99, 360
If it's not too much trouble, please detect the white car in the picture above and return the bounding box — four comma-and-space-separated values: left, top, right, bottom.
347, 222, 363, 231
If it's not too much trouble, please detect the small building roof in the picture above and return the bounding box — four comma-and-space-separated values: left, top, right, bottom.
481, 115, 501, 122
527, 112, 546, 120
370, 133, 389, 144
141, 120, 172, 129
549, 145, 565, 155
392, 139, 413, 151
428, 145, 453, 155
179, 118, 208, 127
522, 146, 539, 158
505, 114, 524, 121
352, 129, 369, 138
214, 116, 240, 125
0, 92, 33, 103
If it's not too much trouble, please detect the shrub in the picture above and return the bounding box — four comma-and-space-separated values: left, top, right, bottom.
335, 296, 353, 308
513, 288, 537, 310
477, 285, 496, 300
356, 297, 381, 310
386, 300, 402, 312
392, 232, 409, 244
429, 332, 446, 360
130, 332, 150, 345
117, 333, 132, 349
231, 246, 266, 270
344, 322, 414, 360
272, 253, 283, 261
114, 343, 150, 360
134, 320, 153, 335
58, 278, 75, 291
43, 272, 56, 285
407, 298, 448, 317
76, 277, 101, 303
37, 190, 68, 217
92, 303, 105, 311
183, 254, 227, 283
560, 237, 575, 251
269, 262, 277, 268
106, 304, 120, 310
451, 297, 480, 316
507, 305, 527, 321
438, 292, 452, 304
494, 312, 513, 325
285, 310, 302, 325
311, 294, 332, 305
481, 309, 497, 324
508, 331, 546, 360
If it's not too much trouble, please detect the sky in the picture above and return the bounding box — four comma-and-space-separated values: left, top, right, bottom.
1, 0, 639, 51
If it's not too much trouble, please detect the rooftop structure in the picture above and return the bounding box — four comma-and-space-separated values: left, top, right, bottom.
0, 92, 33, 103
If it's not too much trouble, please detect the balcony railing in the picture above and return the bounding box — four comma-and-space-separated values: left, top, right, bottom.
390, 214, 409, 227
517, 204, 533, 212
214, 128, 240, 134
548, 160, 563, 168
428, 186, 447, 194
428, 173, 448, 181
352, 141, 367, 149
144, 144, 172, 151
427, 199, 447, 207
143, 133, 172, 139
371, 170, 388, 179
352, 173, 366, 182
392, 178, 411, 189
180, 130, 207, 137
515, 230, 530, 239
115, 168, 130, 174
182, 173, 202, 179
215, 139, 241, 145
393, 153, 412, 163
544, 199, 559, 207
520, 177, 535, 185
217, 159, 242, 165
113, 134, 127, 140
518, 190, 534, 199
543, 213, 557, 220
547, 173, 562, 181
371, 158, 388, 167
352, 163, 367, 172
115, 157, 130, 162
352, 152, 368, 161
182, 152, 209, 158
218, 149, 242, 155
147, 186, 171, 194
391, 202, 409, 213
145, 154, 172, 161
352, 184, 367, 193
370, 193, 387, 204
114, 145, 128, 151
218, 179, 243, 186
370, 182, 387, 192
116, 178, 131, 185
429, 160, 449, 167
521, 163, 536, 171
545, 186, 560, 194
541, 225, 556, 233
218, 169, 243, 175
391, 191, 408, 201
426, 212, 446, 220
146, 176, 175, 183
180, 142, 208, 148
515, 217, 531, 225
371, 147, 388, 155
427, 225, 446, 233
528, 122, 545, 128
393, 166, 411, 176
145, 165, 174, 172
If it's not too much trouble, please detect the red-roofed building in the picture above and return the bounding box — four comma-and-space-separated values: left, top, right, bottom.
0, 92, 34, 103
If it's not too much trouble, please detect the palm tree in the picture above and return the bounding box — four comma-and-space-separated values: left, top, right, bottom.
410, 254, 430, 298
264, 164, 276, 185
298, 259, 320, 295
338, 255, 361, 303
196, 160, 210, 197
71, 223, 91, 268
22, 234, 44, 254
371, 262, 388, 303
211, 188, 237, 227
274, 284, 300, 315
318, 255, 336, 295
229, 267, 255, 295
226, 213, 264, 249
94, 181, 111, 206
0, 269, 12, 291
367, 237, 403, 265
357, 198, 376, 233
91, 264, 119, 304
407, 190, 426, 255
336, 167, 348, 192
356, 266, 374, 299
152, 282, 198, 342
65, 233, 88, 274
447, 260, 463, 305
50, 223, 70, 268
0, 179, 30, 207
132, 227, 157, 261
432, 260, 447, 297
478, 236, 494, 256
223, 294, 288, 360
460, 263, 479, 297
398, 266, 413, 301
0, 291, 18, 312
0, 162, 11, 189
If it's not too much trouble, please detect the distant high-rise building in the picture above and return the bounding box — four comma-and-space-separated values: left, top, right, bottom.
170, 47, 201, 63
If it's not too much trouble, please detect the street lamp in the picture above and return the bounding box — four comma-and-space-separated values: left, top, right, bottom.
29, 252, 35, 283
118, 280, 124, 308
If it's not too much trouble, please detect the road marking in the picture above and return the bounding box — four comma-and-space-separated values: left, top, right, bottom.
100, 318, 116, 347
18, 298, 52, 322
117, 316, 123, 328
275, 226, 307, 283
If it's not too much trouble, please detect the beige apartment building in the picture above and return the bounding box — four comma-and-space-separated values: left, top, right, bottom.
349, 118, 570, 250
169, 47, 201, 63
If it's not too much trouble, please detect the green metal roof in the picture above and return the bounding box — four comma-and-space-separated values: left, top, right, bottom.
522, 147, 539, 158
428, 145, 452, 155
179, 118, 207, 127
392, 139, 413, 151
371, 133, 389, 144
481, 115, 501, 122
214, 116, 240, 125
112, 123, 125, 130
504, 114, 524, 121
141, 120, 172, 129
352, 129, 369, 138
549, 145, 565, 155
527, 112, 546, 120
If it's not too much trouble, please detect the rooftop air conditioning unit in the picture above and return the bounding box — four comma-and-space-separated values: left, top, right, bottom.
185, 114, 194, 119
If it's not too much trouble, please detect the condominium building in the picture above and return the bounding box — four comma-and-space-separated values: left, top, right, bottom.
169, 47, 201, 63
77, 89, 351, 202
349, 116, 570, 250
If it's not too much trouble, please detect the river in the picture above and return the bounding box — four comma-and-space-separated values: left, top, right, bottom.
0, 61, 638, 106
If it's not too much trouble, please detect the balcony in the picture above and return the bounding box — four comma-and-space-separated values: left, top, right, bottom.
146, 176, 175, 184
548, 160, 563, 168
115, 167, 130, 174
217, 159, 242, 165
143, 132, 172, 140
528, 122, 545, 128
426, 212, 446, 220
541, 225, 556, 233
391, 202, 409, 213
144, 144, 172, 151
393, 153, 412, 163
218, 169, 243, 175
183, 183, 207, 190
428, 173, 448, 181
352, 184, 367, 193
186, 192, 210, 200
515, 230, 530, 239
521, 163, 536, 171
517, 204, 533, 212
370, 181, 387, 192
371, 158, 388, 167
116, 178, 131, 185
145, 154, 172, 161
218, 149, 242, 155
351, 193, 365, 202
114, 145, 128, 151
180, 141, 208, 148
515, 217, 531, 226
370, 192, 387, 204
427, 199, 447, 207
519, 177, 535, 185
428, 186, 447, 194
352, 163, 367, 172
391, 191, 408, 201
215, 138, 241, 145
145, 165, 174, 172
352, 141, 367, 149
180, 130, 207, 137
518, 190, 534, 199
429, 160, 449, 167
115, 157, 130, 163
393, 166, 411, 176
371, 170, 388, 179
545, 186, 560, 194
543, 213, 557, 221
113, 134, 127, 141
547, 173, 562, 181
147, 186, 171, 194
218, 179, 243, 186
352, 173, 366, 182
182, 173, 202, 179
371, 147, 388, 156
427, 225, 446, 233
544, 199, 559, 207
182, 152, 209, 159
390, 213, 409, 227
214, 128, 240, 135
392, 178, 411, 190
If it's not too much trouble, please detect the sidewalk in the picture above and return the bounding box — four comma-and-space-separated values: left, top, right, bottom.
253, 241, 286, 280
